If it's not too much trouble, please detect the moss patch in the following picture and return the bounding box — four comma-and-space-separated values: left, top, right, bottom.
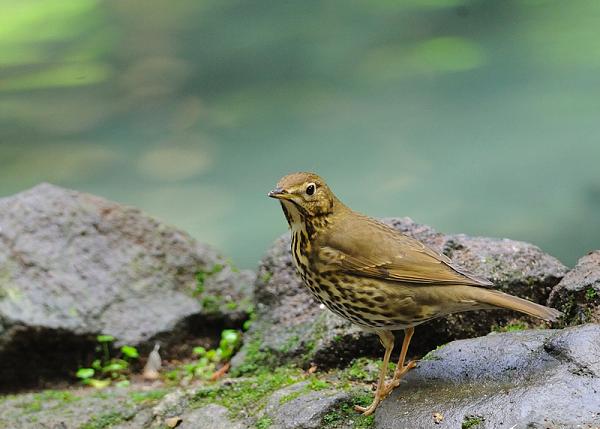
16, 390, 79, 413
585, 287, 597, 301
80, 411, 132, 429
129, 389, 168, 403
321, 391, 375, 428
231, 335, 275, 376
191, 367, 303, 419
255, 416, 273, 429
278, 378, 331, 404
462, 415, 484, 428
194, 264, 251, 315
491, 322, 528, 333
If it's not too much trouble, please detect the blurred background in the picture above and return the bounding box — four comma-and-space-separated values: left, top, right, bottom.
1, 0, 598, 268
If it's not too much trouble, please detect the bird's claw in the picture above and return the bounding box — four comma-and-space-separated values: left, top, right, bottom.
354, 401, 379, 416
381, 360, 418, 397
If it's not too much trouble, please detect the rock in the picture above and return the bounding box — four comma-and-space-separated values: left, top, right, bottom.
233, 217, 567, 372
262, 381, 350, 429
0, 386, 159, 429
176, 404, 247, 429
375, 324, 600, 428
0, 183, 254, 390
548, 251, 600, 325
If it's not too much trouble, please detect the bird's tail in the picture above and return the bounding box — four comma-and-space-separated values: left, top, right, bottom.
471, 288, 561, 321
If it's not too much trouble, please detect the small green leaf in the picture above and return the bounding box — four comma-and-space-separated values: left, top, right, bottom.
97, 334, 115, 343
102, 361, 128, 372
85, 378, 111, 389
76, 368, 95, 379
91, 359, 102, 370
115, 380, 130, 388
120, 345, 139, 359
221, 329, 239, 344
192, 346, 206, 356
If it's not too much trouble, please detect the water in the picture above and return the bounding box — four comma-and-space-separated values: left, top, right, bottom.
1, 0, 599, 268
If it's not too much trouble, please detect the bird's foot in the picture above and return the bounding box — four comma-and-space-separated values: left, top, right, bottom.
354, 361, 417, 415
354, 396, 381, 416
393, 359, 417, 380
381, 360, 417, 398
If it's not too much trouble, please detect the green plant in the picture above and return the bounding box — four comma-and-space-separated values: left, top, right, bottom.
172, 329, 242, 382
243, 306, 256, 331
585, 287, 597, 301
462, 415, 484, 428
76, 336, 139, 388
491, 322, 527, 333
255, 416, 273, 429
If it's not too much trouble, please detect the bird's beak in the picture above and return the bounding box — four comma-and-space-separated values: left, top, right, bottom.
268, 187, 289, 199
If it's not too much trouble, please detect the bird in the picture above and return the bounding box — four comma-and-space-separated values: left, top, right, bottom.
268, 172, 561, 416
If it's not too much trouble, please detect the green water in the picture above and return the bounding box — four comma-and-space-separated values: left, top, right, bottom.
1, 0, 599, 268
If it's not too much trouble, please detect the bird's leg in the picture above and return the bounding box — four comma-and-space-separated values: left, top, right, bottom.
382, 326, 416, 396
355, 330, 394, 416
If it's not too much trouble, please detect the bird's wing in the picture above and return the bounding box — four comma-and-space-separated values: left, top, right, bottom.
317, 214, 492, 287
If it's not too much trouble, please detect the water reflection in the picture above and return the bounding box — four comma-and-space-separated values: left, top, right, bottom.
1, 0, 599, 267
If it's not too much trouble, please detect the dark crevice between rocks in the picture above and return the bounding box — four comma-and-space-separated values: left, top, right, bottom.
146, 311, 249, 359
0, 311, 250, 394
0, 325, 98, 393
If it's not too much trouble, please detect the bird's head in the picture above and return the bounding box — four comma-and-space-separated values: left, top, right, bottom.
268, 172, 337, 219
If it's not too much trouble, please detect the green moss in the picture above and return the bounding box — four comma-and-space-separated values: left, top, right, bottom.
559, 295, 577, 325
255, 416, 273, 429
322, 392, 375, 428
80, 411, 130, 429
279, 334, 300, 353
92, 391, 110, 400
422, 343, 448, 361
492, 322, 527, 333
194, 263, 252, 315
17, 399, 42, 413
462, 415, 484, 429
191, 367, 302, 419
202, 295, 222, 313
231, 336, 272, 376
17, 390, 79, 413
341, 358, 375, 381
278, 377, 331, 404
260, 271, 272, 283
339, 357, 396, 383
585, 287, 597, 301
278, 390, 303, 404
194, 264, 224, 296
129, 389, 167, 403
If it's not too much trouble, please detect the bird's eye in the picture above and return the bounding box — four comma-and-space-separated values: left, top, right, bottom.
306, 183, 316, 196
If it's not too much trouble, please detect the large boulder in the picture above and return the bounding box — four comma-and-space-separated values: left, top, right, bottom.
233, 217, 567, 372
548, 250, 600, 325
0, 183, 254, 390
376, 324, 600, 428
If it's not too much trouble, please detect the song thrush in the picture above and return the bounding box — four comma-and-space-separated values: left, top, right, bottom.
268, 172, 561, 416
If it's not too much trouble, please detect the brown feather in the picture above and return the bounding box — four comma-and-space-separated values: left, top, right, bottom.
317, 210, 492, 287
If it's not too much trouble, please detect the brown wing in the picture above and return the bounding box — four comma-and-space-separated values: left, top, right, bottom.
317, 213, 492, 287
